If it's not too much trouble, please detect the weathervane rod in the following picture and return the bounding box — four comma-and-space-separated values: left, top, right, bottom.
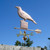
14, 27, 41, 33
14, 27, 35, 31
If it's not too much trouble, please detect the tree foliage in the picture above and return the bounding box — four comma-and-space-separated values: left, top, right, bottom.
15, 38, 33, 47
44, 46, 47, 50
15, 40, 21, 46
26, 38, 33, 47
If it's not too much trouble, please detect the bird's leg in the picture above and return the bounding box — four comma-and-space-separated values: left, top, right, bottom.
22, 19, 26, 21
24, 19, 26, 21
22, 19, 26, 22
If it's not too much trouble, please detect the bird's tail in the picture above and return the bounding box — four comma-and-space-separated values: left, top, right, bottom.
32, 19, 37, 24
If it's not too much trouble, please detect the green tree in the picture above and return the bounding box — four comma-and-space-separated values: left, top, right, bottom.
44, 46, 47, 50
15, 38, 33, 47
21, 42, 26, 46
26, 38, 33, 47
15, 40, 21, 46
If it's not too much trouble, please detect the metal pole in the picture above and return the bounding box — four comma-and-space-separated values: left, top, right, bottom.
14, 27, 35, 31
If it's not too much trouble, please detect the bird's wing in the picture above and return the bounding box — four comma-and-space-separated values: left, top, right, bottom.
22, 10, 33, 19
18, 10, 33, 20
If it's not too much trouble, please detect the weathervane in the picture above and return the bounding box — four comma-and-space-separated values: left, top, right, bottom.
14, 6, 41, 34
16, 31, 33, 41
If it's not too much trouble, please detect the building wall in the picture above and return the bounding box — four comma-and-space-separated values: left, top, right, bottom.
0, 44, 46, 50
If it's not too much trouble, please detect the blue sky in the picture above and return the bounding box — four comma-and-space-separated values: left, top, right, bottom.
0, 0, 50, 48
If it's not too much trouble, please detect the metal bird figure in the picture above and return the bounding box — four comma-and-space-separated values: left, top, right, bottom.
16, 6, 37, 24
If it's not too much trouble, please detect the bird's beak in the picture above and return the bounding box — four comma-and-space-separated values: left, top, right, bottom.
16, 6, 17, 8
16, 6, 18, 8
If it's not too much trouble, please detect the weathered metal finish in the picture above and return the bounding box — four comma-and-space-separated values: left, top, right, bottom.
20, 20, 28, 29
16, 6, 37, 24
16, 31, 33, 37
35, 29, 41, 33
14, 27, 41, 33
